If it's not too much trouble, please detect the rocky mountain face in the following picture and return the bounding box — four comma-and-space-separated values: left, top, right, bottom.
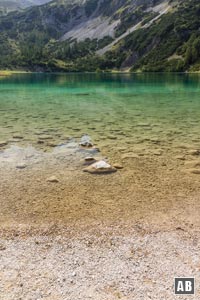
0, 0, 199, 72
60, 0, 167, 42
0, 0, 51, 14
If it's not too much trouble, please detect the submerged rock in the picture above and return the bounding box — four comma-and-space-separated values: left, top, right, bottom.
137, 123, 151, 127
47, 142, 58, 147
37, 140, 45, 144
13, 135, 23, 139
185, 160, 200, 168
46, 176, 59, 183
151, 149, 163, 156
0, 244, 6, 251
79, 135, 93, 148
39, 135, 52, 140
121, 153, 139, 159
188, 169, 200, 174
107, 135, 117, 140
85, 156, 95, 162
188, 149, 200, 156
83, 160, 117, 174
175, 155, 185, 160
113, 163, 123, 169
0, 141, 8, 147
83, 157, 97, 165
16, 163, 27, 169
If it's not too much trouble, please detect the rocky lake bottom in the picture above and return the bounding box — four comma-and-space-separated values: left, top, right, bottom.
0, 73, 200, 299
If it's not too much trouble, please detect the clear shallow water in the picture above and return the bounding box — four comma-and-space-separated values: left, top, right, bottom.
1, 73, 200, 153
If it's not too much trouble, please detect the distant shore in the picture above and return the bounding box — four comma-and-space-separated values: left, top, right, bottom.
0, 70, 29, 77
0, 70, 13, 77
1, 69, 200, 75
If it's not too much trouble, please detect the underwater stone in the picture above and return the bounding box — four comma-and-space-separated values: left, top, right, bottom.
39, 135, 52, 140
13, 135, 24, 139
175, 155, 185, 160
188, 169, 200, 174
107, 135, 117, 140
79, 135, 93, 148
188, 150, 200, 156
85, 156, 96, 162
113, 164, 123, 169
16, 163, 27, 169
37, 140, 45, 144
185, 160, 200, 168
82, 157, 97, 166
0, 141, 8, 147
46, 176, 59, 183
121, 153, 139, 159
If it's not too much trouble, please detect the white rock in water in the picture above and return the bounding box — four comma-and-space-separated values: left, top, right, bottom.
79, 135, 93, 147
94, 161, 111, 169
83, 160, 117, 174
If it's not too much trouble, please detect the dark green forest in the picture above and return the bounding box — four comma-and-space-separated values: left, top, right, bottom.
0, 0, 200, 72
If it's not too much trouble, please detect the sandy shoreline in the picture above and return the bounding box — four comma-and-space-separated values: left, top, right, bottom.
1, 147, 200, 228
1, 141, 200, 299
0, 223, 200, 300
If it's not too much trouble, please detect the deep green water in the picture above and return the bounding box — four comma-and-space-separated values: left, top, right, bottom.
1, 73, 200, 152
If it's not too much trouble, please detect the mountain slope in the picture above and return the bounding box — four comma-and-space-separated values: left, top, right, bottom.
0, 0, 200, 72
103, 0, 200, 72
97, 1, 171, 55
0, 0, 51, 15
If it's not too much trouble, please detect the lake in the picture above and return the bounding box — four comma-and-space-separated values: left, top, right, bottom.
1, 72, 200, 154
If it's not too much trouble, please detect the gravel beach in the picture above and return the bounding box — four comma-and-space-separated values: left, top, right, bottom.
0, 224, 200, 300
0, 141, 200, 299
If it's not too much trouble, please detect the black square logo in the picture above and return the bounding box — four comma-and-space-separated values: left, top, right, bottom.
174, 278, 195, 295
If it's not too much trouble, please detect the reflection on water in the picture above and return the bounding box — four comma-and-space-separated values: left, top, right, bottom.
0, 73, 200, 152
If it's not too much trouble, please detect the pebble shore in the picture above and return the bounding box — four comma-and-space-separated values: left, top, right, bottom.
0, 224, 200, 300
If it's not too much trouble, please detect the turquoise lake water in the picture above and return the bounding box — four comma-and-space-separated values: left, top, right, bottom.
0, 73, 200, 152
